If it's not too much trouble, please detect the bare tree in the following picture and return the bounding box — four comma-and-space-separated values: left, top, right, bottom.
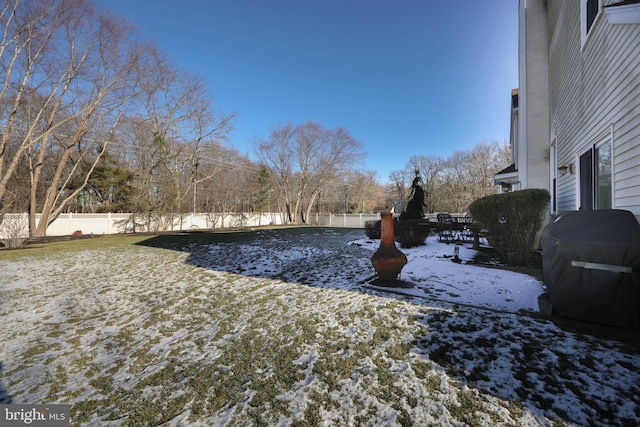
254, 123, 297, 223
255, 121, 366, 224
298, 121, 366, 223
466, 140, 510, 201
389, 140, 510, 214
387, 168, 412, 212
407, 154, 444, 213
0, 0, 148, 235
132, 46, 234, 220
0, 0, 68, 211
198, 144, 253, 225
432, 140, 511, 213
343, 170, 377, 213
440, 150, 473, 212
1, 0, 233, 235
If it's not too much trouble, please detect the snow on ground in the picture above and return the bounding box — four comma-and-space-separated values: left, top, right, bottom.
352, 235, 543, 313
187, 229, 543, 314
1, 227, 639, 426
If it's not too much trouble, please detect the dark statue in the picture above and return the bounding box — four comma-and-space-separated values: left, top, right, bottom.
399, 170, 426, 221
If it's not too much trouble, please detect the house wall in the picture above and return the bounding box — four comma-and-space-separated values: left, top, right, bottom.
519, 0, 550, 191
548, 0, 640, 219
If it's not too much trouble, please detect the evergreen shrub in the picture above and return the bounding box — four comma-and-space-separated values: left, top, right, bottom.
468, 189, 549, 266
364, 220, 381, 239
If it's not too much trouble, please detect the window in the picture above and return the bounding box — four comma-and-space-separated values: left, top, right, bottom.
586, 0, 599, 32
579, 140, 612, 210
581, 0, 602, 45
550, 141, 557, 213
579, 150, 594, 210
595, 140, 612, 209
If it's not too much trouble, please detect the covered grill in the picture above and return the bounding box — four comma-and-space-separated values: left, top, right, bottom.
541, 209, 640, 327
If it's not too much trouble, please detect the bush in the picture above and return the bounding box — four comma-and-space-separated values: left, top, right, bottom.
394, 219, 431, 248
468, 189, 549, 266
364, 218, 431, 248
0, 213, 29, 249
364, 220, 381, 239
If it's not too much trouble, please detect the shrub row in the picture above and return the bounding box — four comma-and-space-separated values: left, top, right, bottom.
364, 219, 431, 248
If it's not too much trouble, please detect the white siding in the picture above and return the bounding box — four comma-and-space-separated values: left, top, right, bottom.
547, 0, 640, 219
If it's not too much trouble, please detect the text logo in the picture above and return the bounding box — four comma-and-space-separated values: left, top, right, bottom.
1, 405, 69, 426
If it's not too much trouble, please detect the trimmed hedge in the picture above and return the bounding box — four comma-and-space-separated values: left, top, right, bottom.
468, 189, 550, 266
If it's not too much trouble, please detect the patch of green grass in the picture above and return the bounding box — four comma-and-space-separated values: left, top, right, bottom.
411, 360, 434, 379
387, 342, 412, 359
396, 407, 413, 427
444, 388, 489, 427
372, 356, 404, 395
89, 376, 112, 394
44, 365, 69, 401
0, 234, 150, 260
20, 340, 49, 358
503, 399, 525, 420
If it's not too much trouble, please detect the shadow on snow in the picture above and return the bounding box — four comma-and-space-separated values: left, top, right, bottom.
135, 226, 640, 426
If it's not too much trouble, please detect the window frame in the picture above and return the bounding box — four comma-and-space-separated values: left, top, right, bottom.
581, 0, 603, 47
549, 139, 557, 214
594, 139, 612, 210
577, 136, 613, 211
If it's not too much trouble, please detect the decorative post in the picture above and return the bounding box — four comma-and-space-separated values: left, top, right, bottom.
371, 211, 408, 282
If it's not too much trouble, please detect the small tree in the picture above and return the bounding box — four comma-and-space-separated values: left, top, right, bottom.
0, 214, 28, 249
66, 153, 136, 213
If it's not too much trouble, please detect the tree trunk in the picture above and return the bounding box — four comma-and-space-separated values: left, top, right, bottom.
304, 189, 321, 226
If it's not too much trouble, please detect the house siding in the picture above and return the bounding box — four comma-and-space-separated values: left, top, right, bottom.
520, 0, 550, 191
547, 0, 640, 219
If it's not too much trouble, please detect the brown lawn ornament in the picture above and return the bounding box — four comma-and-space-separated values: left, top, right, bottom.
370, 209, 408, 283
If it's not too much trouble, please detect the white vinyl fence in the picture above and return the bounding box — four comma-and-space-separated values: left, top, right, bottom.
0, 212, 381, 238
314, 213, 379, 228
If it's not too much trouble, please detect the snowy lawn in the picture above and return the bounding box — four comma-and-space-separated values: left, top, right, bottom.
1, 227, 639, 426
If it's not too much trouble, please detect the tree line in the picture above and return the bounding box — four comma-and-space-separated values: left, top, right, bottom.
0, 0, 235, 236
387, 140, 511, 215
0, 0, 510, 237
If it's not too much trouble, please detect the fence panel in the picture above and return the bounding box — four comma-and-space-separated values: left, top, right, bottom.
1, 212, 373, 238
315, 213, 379, 228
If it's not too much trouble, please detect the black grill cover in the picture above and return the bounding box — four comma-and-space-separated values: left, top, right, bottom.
541, 209, 640, 327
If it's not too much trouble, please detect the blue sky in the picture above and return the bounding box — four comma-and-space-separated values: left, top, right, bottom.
97, 0, 518, 183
